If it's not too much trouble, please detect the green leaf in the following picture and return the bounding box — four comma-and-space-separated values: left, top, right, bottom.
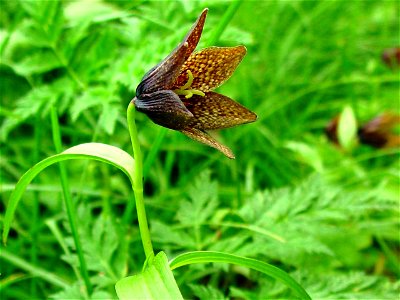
60, 205, 123, 282
151, 220, 196, 249
50, 282, 113, 300
236, 175, 398, 267
11, 49, 62, 76
284, 141, 324, 172
176, 170, 219, 225
0, 247, 70, 289
297, 270, 400, 299
188, 283, 227, 300
115, 252, 183, 300
1, 85, 55, 141
99, 103, 120, 135
1, 78, 75, 141
70, 87, 120, 134
19, 0, 64, 46
70, 86, 120, 135
337, 105, 358, 151
169, 251, 311, 300
64, 1, 131, 26
2, 143, 134, 244
70, 87, 105, 121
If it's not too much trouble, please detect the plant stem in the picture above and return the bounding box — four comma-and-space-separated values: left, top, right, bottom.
30, 114, 42, 296
208, 0, 242, 45
50, 107, 92, 297
1, 247, 70, 289
126, 102, 154, 260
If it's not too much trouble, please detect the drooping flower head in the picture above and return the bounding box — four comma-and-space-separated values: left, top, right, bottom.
358, 113, 400, 148
326, 113, 400, 148
133, 9, 257, 158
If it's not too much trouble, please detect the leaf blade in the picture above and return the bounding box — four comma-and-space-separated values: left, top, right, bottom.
169, 251, 311, 300
2, 143, 134, 244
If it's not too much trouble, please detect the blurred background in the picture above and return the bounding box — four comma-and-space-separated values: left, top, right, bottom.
1, 1, 399, 299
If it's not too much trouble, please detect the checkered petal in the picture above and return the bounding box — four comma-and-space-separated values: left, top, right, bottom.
136, 9, 208, 96
184, 92, 257, 130
173, 46, 246, 91
180, 127, 235, 159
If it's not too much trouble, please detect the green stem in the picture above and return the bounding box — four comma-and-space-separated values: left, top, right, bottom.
1, 247, 70, 289
143, 127, 168, 178
126, 102, 154, 260
30, 114, 42, 296
208, 0, 243, 45
50, 107, 92, 297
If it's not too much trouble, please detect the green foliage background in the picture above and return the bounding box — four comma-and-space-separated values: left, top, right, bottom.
1, 0, 399, 299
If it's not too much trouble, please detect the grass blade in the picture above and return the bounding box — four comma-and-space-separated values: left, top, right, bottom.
169, 251, 311, 300
2, 143, 134, 244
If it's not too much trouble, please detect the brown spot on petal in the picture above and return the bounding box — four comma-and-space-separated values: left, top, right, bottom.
174, 46, 247, 91
180, 127, 235, 159
183, 8, 208, 60
134, 9, 257, 159
185, 92, 257, 130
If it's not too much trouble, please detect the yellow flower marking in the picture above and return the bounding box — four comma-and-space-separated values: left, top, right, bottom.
173, 70, 205, 99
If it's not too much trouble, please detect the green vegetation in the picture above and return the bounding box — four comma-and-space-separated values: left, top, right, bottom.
1, 1, 399, 299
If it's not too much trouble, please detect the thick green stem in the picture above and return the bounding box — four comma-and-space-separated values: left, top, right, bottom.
127, 102, 154, 260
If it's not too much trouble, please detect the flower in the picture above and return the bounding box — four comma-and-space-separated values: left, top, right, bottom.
326, 113, 400, 148
382, 47, 400, 69
358, 113, 400, 148
133, 8, 257, 159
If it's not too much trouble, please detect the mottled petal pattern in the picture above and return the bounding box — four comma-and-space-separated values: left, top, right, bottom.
133, 9, 257, 159
180, 127, 235, 159
134, 90, 193, 130
173, 46, 247, 91
183, 92, 257, 130
183, 8, 208, 60
136, 9, 207, 95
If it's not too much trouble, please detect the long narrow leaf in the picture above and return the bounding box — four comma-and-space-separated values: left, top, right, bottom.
1, 247, 70, 288
2, 143, 134, 244
169, 251, 311, 300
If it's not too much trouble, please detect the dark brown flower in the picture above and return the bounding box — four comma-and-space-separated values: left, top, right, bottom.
133, 9, 257, 159
326, 113, 400, 149
382, 47, 400, 69
358, 113, 400, 148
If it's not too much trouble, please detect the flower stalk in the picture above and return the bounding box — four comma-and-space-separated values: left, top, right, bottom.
127, 102, 154, 260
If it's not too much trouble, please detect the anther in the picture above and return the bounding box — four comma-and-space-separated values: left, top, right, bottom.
173, 70, 205, 99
